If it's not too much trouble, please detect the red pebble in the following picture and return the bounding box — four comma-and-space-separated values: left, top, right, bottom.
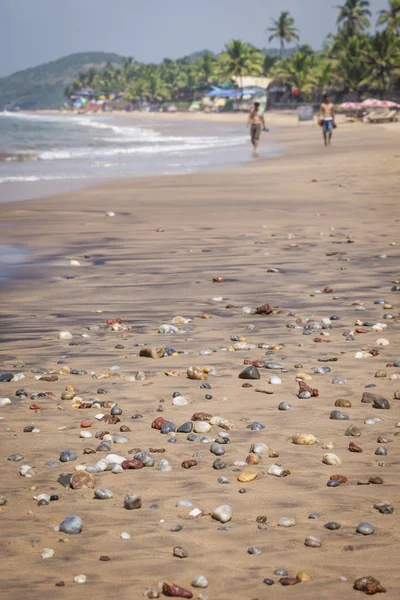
151, 416, 169, 430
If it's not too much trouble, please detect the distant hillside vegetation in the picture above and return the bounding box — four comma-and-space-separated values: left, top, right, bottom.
0, 52, 124, 110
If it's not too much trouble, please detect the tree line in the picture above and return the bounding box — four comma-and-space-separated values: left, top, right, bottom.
65, 0, 400, 104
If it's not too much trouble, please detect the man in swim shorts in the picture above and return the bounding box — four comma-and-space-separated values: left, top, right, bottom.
319, 94, 336, 147
247, 102, 266, 155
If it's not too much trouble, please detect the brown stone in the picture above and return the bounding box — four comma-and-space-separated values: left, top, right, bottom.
349, 442, 363, 453
71, 471, 94, 490
191, 412, 213, 422
246, 453, 260, 465
151, 416, 169, 430
353, 576, 386, 595
149, 448, 165, 453
268, 450, 280, 458
255, 303, 273, 315
330, 474, 348, 484
139, 346, 165, 359
101, 414, 120, 424
279, 577, 300, 586
314, 337, 331, 343
252, 360, 266, 368
121, 459, 144, 470
298, 380, 319, 397
213, 276, 225, 282
40, 374, 59, 382
181, 460, 197, 469
80, 420, 92, 428
335, 398, 352, 408
242, 383, 253, 388
162, 581, 193, 598
369, 477, 384, 485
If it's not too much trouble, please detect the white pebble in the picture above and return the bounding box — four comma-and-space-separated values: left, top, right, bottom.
11, 373, 25, 382
172, 395, 189, 406
323, 453, 342, 466
268, 464, 284, 477
376, 338, 389, 346
58, 331, 73, 340
80, 430, 92, 438
120, 532, 131, 539
41, 548, 54, 559
278, 517, 295, 527
212, 504, 232, 523
193, 421, 211, 433
69, 259, 80, 266
74, 574, 87, 584
0, 398, 11, 407
269, 375, 282, 385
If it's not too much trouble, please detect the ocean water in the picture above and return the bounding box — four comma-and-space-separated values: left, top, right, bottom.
0, 111, 279, 203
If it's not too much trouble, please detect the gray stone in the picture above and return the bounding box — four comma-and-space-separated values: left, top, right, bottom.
59, 450, 77, 462
238, 366, 260, 380
356, 522, 374, 535
59, 515, 83, 534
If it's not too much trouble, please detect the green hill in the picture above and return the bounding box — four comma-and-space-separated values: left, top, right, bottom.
0, 52, 125, 110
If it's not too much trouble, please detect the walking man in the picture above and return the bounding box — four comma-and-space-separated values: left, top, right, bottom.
247, 102, 266, 156
319, 94, 336, 147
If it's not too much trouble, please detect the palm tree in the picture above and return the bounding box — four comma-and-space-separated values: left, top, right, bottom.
219, 40, 263, 94
336, 0, 371, 37
334, 35, 370, 99
361, 30, 400, 97
269, 51, 317, 101
377, 0, 400, 34
194, 53, 217, 86
266, 12, 300, 59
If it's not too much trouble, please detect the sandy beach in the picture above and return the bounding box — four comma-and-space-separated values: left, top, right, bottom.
0, 117, 399, 600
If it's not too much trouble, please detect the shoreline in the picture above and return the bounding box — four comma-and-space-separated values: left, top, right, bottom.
0, 120, 399, 599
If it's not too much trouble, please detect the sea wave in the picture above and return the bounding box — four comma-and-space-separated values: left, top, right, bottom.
0, 174, 93, 183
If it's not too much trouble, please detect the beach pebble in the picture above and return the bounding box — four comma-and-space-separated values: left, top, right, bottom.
269, 375, 282, 385
74, 574, 87, 584
59, 331, 73, 340
42, 548, 55, 559
268, 464, 284, 477
324, 521, 341, 530
292, 432, 316, 445
305, 536, 321, 547
124, 494, 142, 510
356, 522, 374, 535
353, 576, 386, 595
120, 532, 131, 539
238, 366, 260, 380
278, 402, 293, 411
323, 453, 342, 466
278, 517, 295, 527
248, 546, 262, 555
173, 546, 188, 558
193, 421, 211, 433
94, 488, 113, 500
212, 505, 232, 523
60, 516, 83, 534
0, 398, 11, 407
191, 575, 208, 588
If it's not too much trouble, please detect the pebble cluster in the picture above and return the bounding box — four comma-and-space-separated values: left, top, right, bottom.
1, 232, 399, 598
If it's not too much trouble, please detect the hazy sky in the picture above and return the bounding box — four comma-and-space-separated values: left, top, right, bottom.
0, 0, 389, 77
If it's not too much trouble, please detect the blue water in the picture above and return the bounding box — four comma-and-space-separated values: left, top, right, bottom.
0, 111, 280, 203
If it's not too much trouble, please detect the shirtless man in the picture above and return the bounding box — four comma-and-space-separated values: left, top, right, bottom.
319, 94, 335, 147
247, 102, 266, 155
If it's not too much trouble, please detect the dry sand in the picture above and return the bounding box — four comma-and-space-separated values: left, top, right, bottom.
0, 120, 399, 600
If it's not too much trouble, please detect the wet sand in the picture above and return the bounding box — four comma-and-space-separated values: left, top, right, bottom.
0, 121, 399, 599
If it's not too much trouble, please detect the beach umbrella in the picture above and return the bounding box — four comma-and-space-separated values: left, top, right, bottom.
378, 100, 399, 109
340, 102, 362, 110
361, 98, 381, 108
